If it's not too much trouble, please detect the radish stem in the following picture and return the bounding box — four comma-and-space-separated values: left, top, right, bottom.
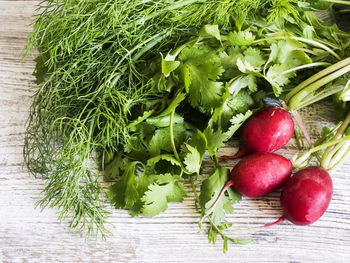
262, 216, 286, 228
288, 63, 350, 110
326, 0, 350, 5
285, 57, 350, 103
205, 181, 234, 216
291, 111, 314, 147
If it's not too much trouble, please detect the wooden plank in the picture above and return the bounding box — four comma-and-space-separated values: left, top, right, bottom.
1, 1, 350, 262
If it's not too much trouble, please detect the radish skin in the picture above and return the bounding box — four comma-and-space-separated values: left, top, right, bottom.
207, 152, 292, 215
223, 107, 294, 160
263, 166, 333, 227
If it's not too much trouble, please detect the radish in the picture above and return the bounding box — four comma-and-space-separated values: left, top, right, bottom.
223, 106, 294, 160
207, 152, 292, 215
264, 166, 333, 227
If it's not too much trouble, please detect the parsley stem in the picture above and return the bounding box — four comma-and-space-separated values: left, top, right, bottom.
170, 109, 181, 164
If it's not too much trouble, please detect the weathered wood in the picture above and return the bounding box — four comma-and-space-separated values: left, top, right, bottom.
1, 1, 350, 262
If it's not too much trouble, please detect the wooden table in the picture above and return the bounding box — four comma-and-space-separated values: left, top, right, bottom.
1, 1, 349, 262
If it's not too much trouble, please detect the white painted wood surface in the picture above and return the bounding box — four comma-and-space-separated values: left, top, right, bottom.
1, 1, 350, 262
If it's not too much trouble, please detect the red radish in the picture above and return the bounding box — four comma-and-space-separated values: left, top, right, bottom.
223, 106, 294, 160
207, 152, 292, 214
264, 166, 333, 227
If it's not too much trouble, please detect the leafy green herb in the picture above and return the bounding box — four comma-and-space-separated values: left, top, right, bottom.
25, 0, 350, 245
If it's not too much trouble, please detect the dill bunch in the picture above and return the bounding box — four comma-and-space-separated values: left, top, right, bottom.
24, 0, 338, 237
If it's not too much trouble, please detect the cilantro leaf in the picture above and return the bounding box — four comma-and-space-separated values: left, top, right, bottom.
225, 110, 253, 139
147, 154, 182, 169
148, 123, 188, 156
179, 65, 191, 92
200, 166, 241, 225
182, 143, 202, 174
265, 63, 295, 96
228, 74, 258, 95
142, 174, 187, 217
103, 152, 128, 181
185, 61, 225, 109
180, 130, 207, 175
204, 127, 228, 157
268, 39, 311, 67
147, 154, 183, 175
227, 31, 255, 46
162, 59, 180, 76
107, 161, 144, 210
187, 129, 208, 158
151, 72, 174, 92
243, 47, 265, 68
204, 110, 253, 157
179, 46, 216, 65
179, 46, 225, 110
219, 46, 243, 74
159, 93, 186, 116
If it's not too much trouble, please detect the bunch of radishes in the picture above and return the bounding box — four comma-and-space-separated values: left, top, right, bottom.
212, 106, 333, 227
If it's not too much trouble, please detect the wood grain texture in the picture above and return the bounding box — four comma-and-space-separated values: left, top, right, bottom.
0, 1, 350, 262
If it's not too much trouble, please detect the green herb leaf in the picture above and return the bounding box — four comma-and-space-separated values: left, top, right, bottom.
199, 24, 221, 41
227, 31, 255, 46
182, 144, 202, 174
107, 161, 143, 210
142, 174, 187, 217
265, 63, 295, 96
162, 59, 180, 76
200, 166, 241, 225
